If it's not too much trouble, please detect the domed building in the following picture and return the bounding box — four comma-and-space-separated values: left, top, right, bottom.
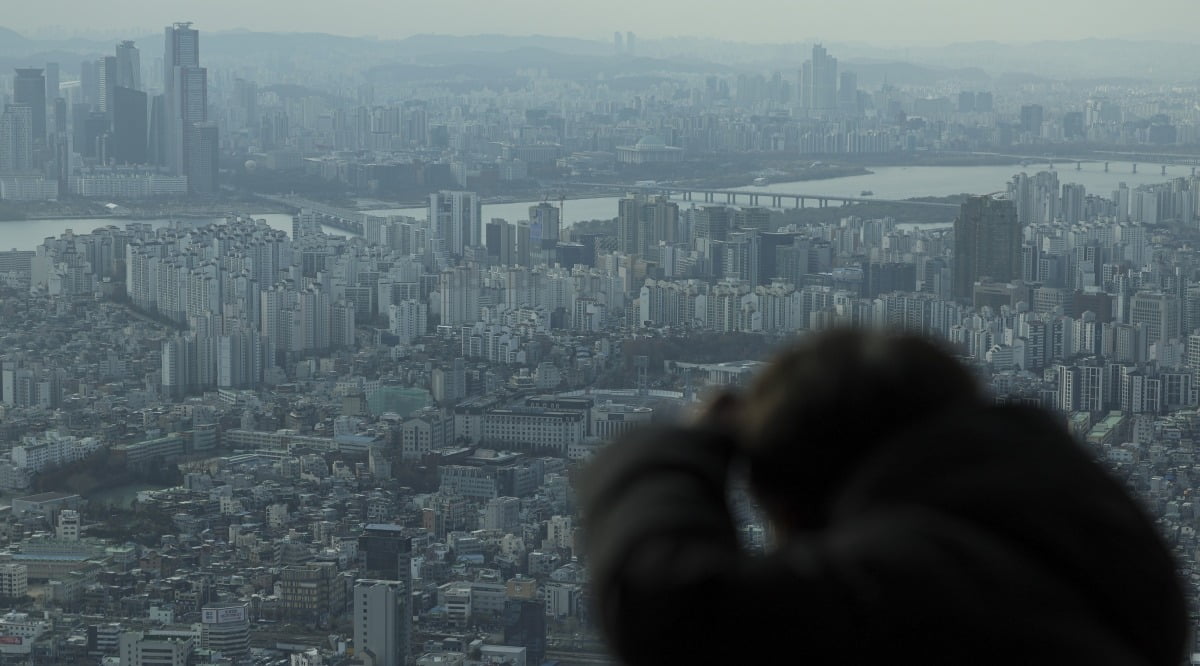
615, 135, 683, 165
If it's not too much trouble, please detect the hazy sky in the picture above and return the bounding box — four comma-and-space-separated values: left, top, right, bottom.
7, 0, 1200, 44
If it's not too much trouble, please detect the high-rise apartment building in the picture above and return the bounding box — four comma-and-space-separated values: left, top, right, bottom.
429, 191, 481, 257
1131, 291, 1181, 348
618, 194, 679, 256
952, 195, 1022, 302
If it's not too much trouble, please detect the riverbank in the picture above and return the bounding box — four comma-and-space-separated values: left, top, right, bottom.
0, 196, 295, 222
0, 152, 1024, 221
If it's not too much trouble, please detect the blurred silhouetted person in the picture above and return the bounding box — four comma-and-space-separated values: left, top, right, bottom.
581, 329, 1186, 666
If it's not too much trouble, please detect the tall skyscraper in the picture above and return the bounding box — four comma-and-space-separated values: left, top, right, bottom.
80, 110, 110, 159
148, 94, 166, 165
694, 206, 730, 242
188, 121, 219, 193
529, 202, 561, 247
617, 194, 679, 257
0, 105, 34, 173
617, 195, 642, 255
163, 22, 207, 185
164, 23, 199, 97
724, 230, 761, 285
52, 98, 66, 141
13, 68, 46, 145
429, 191, 481, 256
97, 56, 118, 118
175, 64, 208, 183
79, 60, 98, 107
353, 580, 410, 666
112, 86, 148, 164
1131, 291, 1181, 348
952, 195, 1022, 302
838, 71, 858, 115
1060, 183, 1086, 225
799, 44, 838, 114
115, 41, 142, 90
44, 62, 60, 109
485, 219, 516, 266
233, 78, 258, 132
1020, 104, 1044, 135
640, 195, 679, 255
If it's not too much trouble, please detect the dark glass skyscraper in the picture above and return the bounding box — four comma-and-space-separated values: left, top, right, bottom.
188, 122, 219, 194
112, 86, 148, 164
359, 524, 412, 581
115, 41, 141, 90
503, 599, 546, 666
952, 195, 1022, 302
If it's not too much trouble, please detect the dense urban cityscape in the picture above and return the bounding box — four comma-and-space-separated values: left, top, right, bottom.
1, 9, 1200, 666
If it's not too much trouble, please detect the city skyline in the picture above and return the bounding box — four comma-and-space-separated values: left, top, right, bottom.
3, 0, 1199, 45
0, 5, 1199, 665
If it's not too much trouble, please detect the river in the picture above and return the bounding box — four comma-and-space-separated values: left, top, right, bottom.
2, 160, 1190, 251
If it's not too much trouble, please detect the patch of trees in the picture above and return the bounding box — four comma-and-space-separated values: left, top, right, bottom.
31, 448, 182, 497
83, 504, 177, 546
229, 167, 352, 204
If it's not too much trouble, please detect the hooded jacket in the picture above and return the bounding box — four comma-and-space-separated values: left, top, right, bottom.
580, 404, 1186, 665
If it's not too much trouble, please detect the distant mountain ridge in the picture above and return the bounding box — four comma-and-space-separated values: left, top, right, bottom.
0, 27, 1190, 83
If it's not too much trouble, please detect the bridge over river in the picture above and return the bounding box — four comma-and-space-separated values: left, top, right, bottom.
568, 182, 961, 210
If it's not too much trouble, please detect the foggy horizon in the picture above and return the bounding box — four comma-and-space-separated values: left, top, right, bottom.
3, 0, 1199, 45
